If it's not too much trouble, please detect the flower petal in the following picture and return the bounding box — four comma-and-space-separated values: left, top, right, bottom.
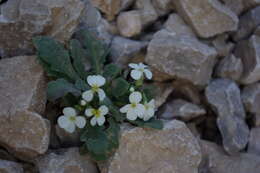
82, 90, 94, 102
148, 99, 155, 108
130, 70, 142, 80
129, 63, 139, 69
63, 107, 76, 117
95, 75, 106, 87
129, 91, 142, 103
98, 89, 106, 101
120, 104, 130, 113
75, 116, 86, 128
99, 105, 108, 116
85, 108, 94, 117
126, 109, 138, 121
97, 116, 105, 126
139, 63, 147, 69
144, 69, 152, 80
64, 123, 76, 133
90, 117, 97, 126
87, 75, 96, 86
58, 116, 70, 128
136, 104, 145, 118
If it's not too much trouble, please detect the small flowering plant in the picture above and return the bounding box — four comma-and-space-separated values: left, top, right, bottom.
33, 30, 163, 161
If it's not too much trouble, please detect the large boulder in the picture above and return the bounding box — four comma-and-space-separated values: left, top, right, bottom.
0, 56, 50, 160
0, 160, 24, 173
0, 0, 84, 58
99, 120, 202, 173
242, 83, 260, 114
248, 128, 260, 156
173, 0, 238, 38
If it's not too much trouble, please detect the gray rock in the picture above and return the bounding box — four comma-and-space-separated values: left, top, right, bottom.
173, 0, 238, 38
99, 120, 202, 173
242, 83, 260, 114
110, 36, 147, 67
216, 54, 243, 81
243, 0, 260, 12
234, 35, 260, 84
221, 0, 244, 15
254, 114, 260, 127
120, 0, 135, 11
233, 6, 260, 41
55, 125, 80, 147
248, 128, 260, 155
0, 56, 50, 160
36, 148, 98, 173
212, 34, 234, 57
0, 160, 24, 173
0, 0, 84, 58
160, 99, 206, 121
154, 82, 174, 108
205, 79, 249, 155
135, 0, 158, 27
254, 25, 260, 36
151, 0, 175, 16
145, 30, 217, 86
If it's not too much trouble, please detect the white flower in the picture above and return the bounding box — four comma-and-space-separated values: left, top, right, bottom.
85, 105, 109, 126
80, 100, 87, 106
58, 107, 86, 133
120, 91, 145, 120
143, 99, 155, 121
82, 75, 106, 102
129, 87, 135, 92
129, 63, 152, 80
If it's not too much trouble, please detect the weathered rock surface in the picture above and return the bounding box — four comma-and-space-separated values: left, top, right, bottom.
117, 10, 142, 37
242, 83, 260, 114
154, 82, 174, 108
233, 6, 260, 41
0, 0, 84, 58
135, 0, 158, 27
248, 128, 260, 155
151, 0, 175, 16
243, 0, 260, 16
235, 35, 260, 84
0, 56, 50, 159
199, 140, 260, 173
216, 54, 243, 81
254, 114, 260, 127
0, 160, 24, 173
36, 148, 98, 173
205, 79, 249, 155
221, 0, 245, 15
212, 34, 234, 57
100, 120, 201, 173
160, 99, 206, 121
145, 30, 217, 86
173, 0, 238, 38
55, 125, 80, 147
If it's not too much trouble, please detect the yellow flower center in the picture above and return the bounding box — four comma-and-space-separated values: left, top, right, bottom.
69, 116, 76, 121
92, 85, 99, 92
131, 103, 137, 108
92, 109, 101, 118
138, 68, 144, 72
144, 105, 149, 110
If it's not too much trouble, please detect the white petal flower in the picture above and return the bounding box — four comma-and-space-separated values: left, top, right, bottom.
143, 99, 155, 121
58, 107, 86, 133
85, 105, 109, 126
129, 63, 152, 80
120, 91, 145, 121
82, 75, 106, 102
80, 100, 87, 106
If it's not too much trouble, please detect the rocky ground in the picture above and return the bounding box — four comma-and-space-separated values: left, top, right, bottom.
1, 0, 260, 172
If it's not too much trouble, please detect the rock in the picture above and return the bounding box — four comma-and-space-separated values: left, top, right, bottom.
90, 0, 120, 21
205, 79, 249, 155
80, 0, 102, 28
0, 0, 84, 58
243, 0, 260, 11
242, 83, 260, 114
248, 128, 260, 155
145, 30, 217, 86
221, 0, 245, 15
55, 125, 80, 147
36, 148, 98, 173
212, 34, 234, 57
151, 0, 175, 16
0, 160, 24, 173
233, 6, 260, 41
135, 0, 158, 27
173, 0, 238, 38
99, 120, 202, 173
151, 67, 173, 82
216, 54, 243, 81
254, 114, 260, 127
160, 99, 206, 121
110, 36, 147, 67
117, 10, 142, 37
120, 0, 135, 11
234, 35, 260, 84
164, 13, 195, 37
0, 56, 50, 159
254, 26, 260, 36
199, 140, 260, 173
154, 82, 174, 108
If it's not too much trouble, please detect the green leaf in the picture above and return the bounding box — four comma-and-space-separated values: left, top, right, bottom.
75, 79, 89, 91
129, 118, 164, 130
69, 39, 89, 79
103, 64, 121, 79
143, 84, 156, 101
47, 79, 81, 101
112, 78, 130, 98
33, 36, 80, 81
106, 118, 120, 151
101, 97, 125, 122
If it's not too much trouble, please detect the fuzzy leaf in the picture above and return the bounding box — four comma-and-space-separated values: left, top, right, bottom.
75, 79, 89, 91
101, 97, 125, 122
103, 64, 121, 79
112, 78, 130, 98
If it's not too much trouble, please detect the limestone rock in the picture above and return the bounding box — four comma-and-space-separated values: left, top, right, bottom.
117, 11, 142, 37
160, 99, 206, 121
110, 36, 147, 67
242, 83, 260, 114
100, 120, 202, 173
55, 125, 80, 147
248, 128, 260, 155
135, 0, 158, 27
145, 30, 217, 86
243, 0, 260, 12
212, 34, 234, 57
205, 79, 249, 155
0, 160, 24, 173
216, 55, 243, 81
154, 82, 174, 108
173, 0, 238, 38
151, 0, 175, 16
151, 67, 173, 82
36, 148, 98, 173
120, 0, 135, 11
254, 114, 260, 127
233, 6, 260, 41
235, 35, 260, 84
0, 0, 84, 58
221, 0, 244, 15
254, 26, 260, 36
0, 56, 50, 159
